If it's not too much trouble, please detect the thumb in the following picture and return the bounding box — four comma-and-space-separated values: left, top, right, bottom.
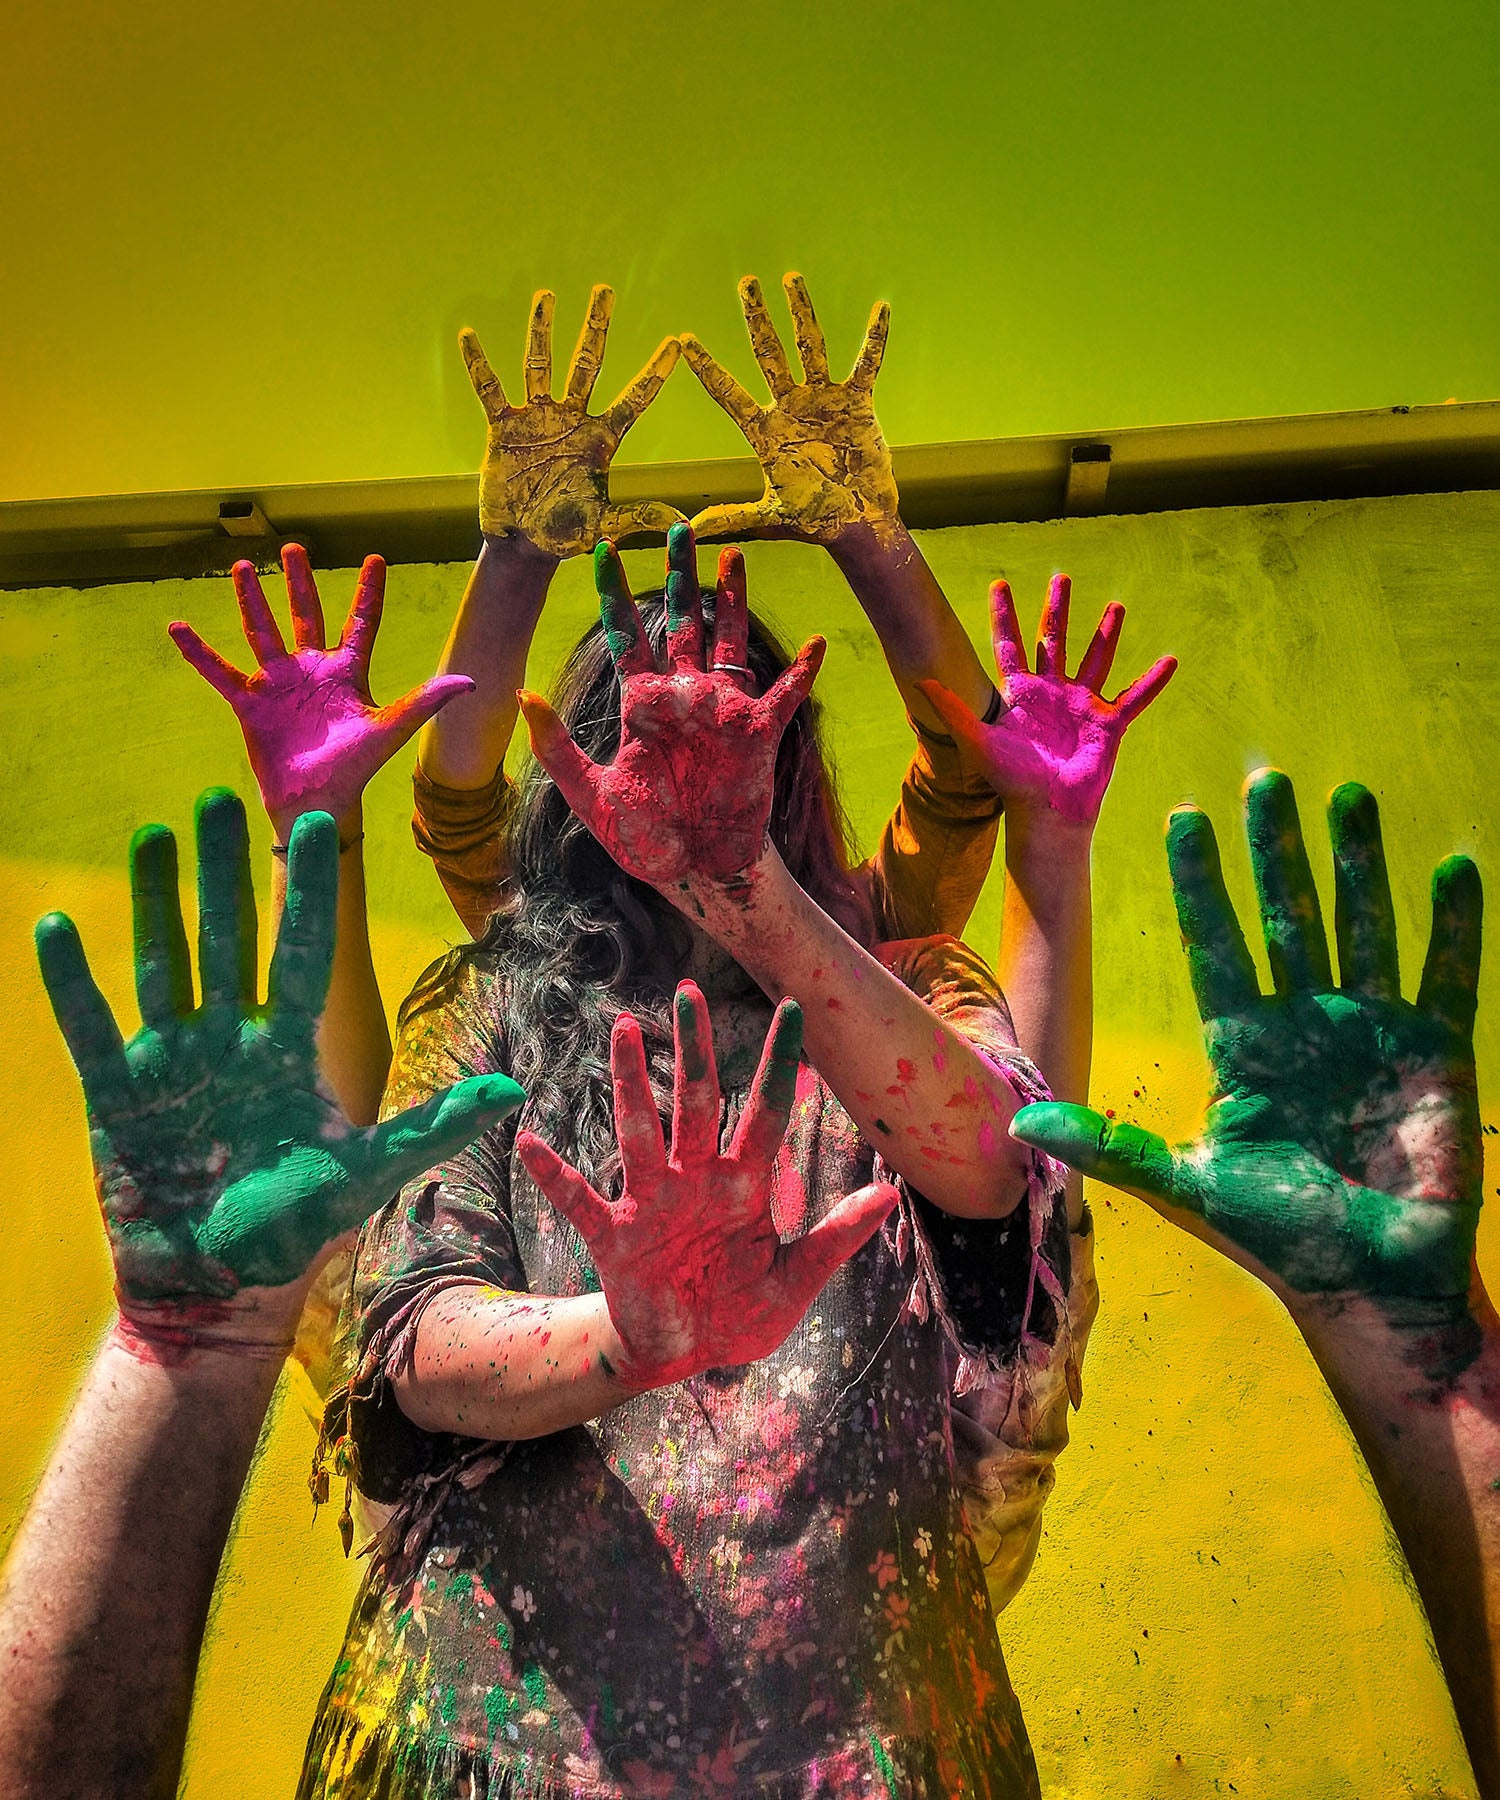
1010, 1103, 1194, 1214
373, 674, 478, 754
782, 1180, 899, 1299
351, 1073, 526, 1215
516, 689, 607, 825
914, 679, 989, 757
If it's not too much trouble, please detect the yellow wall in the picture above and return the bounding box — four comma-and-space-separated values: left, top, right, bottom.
1, 488, 1495, 1796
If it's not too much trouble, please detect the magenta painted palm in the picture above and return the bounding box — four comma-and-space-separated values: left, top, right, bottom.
517, 526, 824, 886
918, 575, 1177, 825
169, 546, 474, 833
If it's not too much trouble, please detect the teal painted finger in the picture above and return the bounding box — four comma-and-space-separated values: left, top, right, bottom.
1009, 1102, 1191, 1211
664, 521, 704, 669
267, 811, 338, 1025
593, 540, 654, 677
732, 999, 804, 1166
35, 912, 131, 1108
195, 788, 258, 1008
129, 823, 194, 1028
1418, 853, 1483, 1037
1328, 783, 1400, 999
1165, 808, 1259, 1017
346, 1074, 527, 1228
1245, 769, 1332, 995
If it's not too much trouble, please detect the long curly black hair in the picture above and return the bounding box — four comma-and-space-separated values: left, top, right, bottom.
403, 586, 873, 1189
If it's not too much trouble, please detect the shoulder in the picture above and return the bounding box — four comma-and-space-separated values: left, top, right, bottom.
381, 947, 509, 1118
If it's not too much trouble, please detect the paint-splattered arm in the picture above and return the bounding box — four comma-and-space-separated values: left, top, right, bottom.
0, 795, 521, 1800
1012, 772, 1500, 1789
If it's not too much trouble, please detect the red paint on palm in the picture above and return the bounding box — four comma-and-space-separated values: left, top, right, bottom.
169, 546, 474, 827
514, 982, 896, 1392
517, 532, 824, 886
917, 574, 1177, 825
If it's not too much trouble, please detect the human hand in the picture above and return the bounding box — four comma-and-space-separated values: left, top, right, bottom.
1011, 771, 1483, 1304
168, 547, 474, 836
516, 983, 896, 1389
36, 790, 523, 1347
680, 273, 900, 545
516, 523, 823, 888
917, 575, 1176, 825
462, 286, 683, 555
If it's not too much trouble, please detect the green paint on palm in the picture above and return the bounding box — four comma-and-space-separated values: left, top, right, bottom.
1014, 772, 1483, 1302
37, 789, 523, 1301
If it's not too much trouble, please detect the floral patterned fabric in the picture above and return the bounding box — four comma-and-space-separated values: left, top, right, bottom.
300, 935, 1067, 1800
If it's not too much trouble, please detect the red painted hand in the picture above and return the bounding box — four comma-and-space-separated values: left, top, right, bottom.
169, 547, 474, 833
517, 525, 824, 886
515, 983, 896, 1390
918, 575, 1177, 826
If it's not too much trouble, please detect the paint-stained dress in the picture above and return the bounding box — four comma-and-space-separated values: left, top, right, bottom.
301, 933, 1069, 1800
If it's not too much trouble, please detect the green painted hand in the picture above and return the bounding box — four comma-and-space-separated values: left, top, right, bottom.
1012, 770, 1483, 1302
36, 790, 523, 1317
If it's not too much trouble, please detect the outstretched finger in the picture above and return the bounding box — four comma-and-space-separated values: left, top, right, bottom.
232, 560, 288, 666
564, 283, 615, 407
372, 674, 479, 760
671, 982, 722, 1164
848, 300, 890, 392
664, 521, 704, 669
737, 276, 795, 398
593, 541, 656, 677
711, 547, 751, 676
611, 1011, 667, 1188
988, 580, 1028, 681
602, 336, 680, 441
731, 999, 804, 1169
690, 499, 783, 542
516, 1131, 616, 1246
459, 327, 508, 417
1245, 769, 1333, 996
1074, 602, 1125, 693
1112, 655, 1178, 726
1034, 574, 1071, 678
760, 636, 825, 731
678, 334, 764, 433
1418, 854, 1483, 1037
267, 811, 338, 1031
516, 689, 610, 830
1328, 783, 1400, 1000
524, 289, 555, 403
1009, 1103, 1195, 1213
167, 621, 248, 704
35, 912, 130, 1111
130, 823, 194, 1028
339, 555, 387, 673
281, 544, 326, 652
781, 1179, 898, 1297
598, 500, 686, 543
195, 788, 258, 1010
782, 273, 829, 383
1166, 806, 1260, 1018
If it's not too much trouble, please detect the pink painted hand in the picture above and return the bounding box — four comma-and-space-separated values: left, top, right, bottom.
917, 575, 1177, 825
516, 524, 824, 886
168, 547, 474, 834
515, 983, 897, 1391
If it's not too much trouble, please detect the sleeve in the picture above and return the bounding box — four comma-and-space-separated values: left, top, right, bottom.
865, 708, 1004, 944
411, 761, 514, 940
312, 960, 525, 1516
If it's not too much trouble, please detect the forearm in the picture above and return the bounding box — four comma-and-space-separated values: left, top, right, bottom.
1296, 1288, 1500, 1796
0, 1332, 283, 1800
826, 520, 995, 727
686, 852, 1030, 1216
416, 534, 558, 789
394, 1285, 634, 1440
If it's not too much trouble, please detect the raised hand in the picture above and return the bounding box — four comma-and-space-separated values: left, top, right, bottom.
680, 272, 900, 545
516, 983, 896, 1389
917, 575, 1176, 825
516, 523, 824, 886
462, 285, 683, 555
169, 547, 474, 834
36, 790, 522, 1338
1011, 771, 1483, 1302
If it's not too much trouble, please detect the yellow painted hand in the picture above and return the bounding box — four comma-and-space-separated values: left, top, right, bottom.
461, 286, 684, 555
680, 274, 900, 545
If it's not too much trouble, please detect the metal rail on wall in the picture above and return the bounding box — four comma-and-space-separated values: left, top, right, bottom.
1, 399, 1497, 589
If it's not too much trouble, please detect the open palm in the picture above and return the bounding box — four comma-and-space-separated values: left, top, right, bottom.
1013, 771, 1483, 1301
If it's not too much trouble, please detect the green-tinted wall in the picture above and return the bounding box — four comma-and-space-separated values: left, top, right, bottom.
1, 488, 1494, 1795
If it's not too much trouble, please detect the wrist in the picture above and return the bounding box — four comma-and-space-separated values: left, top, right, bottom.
269, 797, 364, 847
667, 840, 791, 942
110, 1291, 301, 1370
478, 529, 562, 580
824, 514, 909, 570
1004, 802, 1097, 854
1290, 1285, 1495, 1396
